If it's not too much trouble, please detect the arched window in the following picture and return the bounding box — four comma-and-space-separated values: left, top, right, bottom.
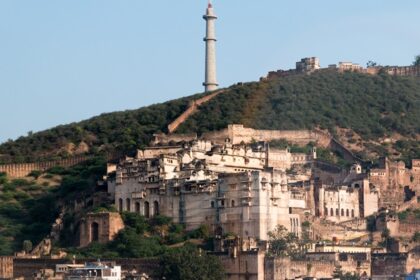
126, 198, 131, 212
351, 209, 355, 218
144, 201, 150, 218
336, 208, 339, 216
325, 207, 328, 216
211, 201, 215, 208
135, 202, 140, 213
153, 201, 159, 216
91, 222, 99, 242
231, 200, 235, 207
346, 209, 349, 217
331, 208, 334, 216
341, 209, 344, 216
118, 198, 123, 212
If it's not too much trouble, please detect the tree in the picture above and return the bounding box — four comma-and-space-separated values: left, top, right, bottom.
267, 225, 299, 258
366, 61, 377, 68
160, 243, 225, 280
413, 55, 420, 66
23, 240, 33, 253
413, 231, 420, 242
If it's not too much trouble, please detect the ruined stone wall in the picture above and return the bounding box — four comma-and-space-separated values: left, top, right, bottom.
0, 156, 90, 178
151, 133, 197, 145
79, 212, 124, 247
216, 251, 265, 280
398, 222, 420, 238
311, 219, 368, 241
0, 256, 13, 279
329, 138, 362, 163
371, 253, 408, 277
265, 257, 336, 279
265, 256, 370, 279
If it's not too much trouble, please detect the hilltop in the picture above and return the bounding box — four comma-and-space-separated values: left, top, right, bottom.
1, 70, 420, 164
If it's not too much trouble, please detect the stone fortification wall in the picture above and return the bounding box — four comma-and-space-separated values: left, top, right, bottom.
201, 128, 230, 144
167, 90, 225, 133
329, 138, 363, 163
311, 219, 368, 241
265, 257, 370, 279
216, 251, 264, 280
338, 218, 367, 231
152, 133, 197, 145
0, 256, 13, 279
13, 258, 160, 279
265, 258, 335, 279
367, 65, 420, 77
222, 124, 331, 146
0, 156, 90, 178
153, 124, 363, 165
398, 222, 420, 238
371, 253, 408, 277
168, 104, 197, 133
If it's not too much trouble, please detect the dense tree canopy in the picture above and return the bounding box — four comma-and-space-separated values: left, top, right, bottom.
1, 71, 420, 164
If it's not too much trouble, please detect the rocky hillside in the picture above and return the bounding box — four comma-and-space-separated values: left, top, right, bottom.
1, 71, 420, 164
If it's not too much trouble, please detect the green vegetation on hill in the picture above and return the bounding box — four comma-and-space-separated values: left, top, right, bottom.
178, 71, 420, 139
1, 71, 419, 164
0, 95, 199, 163
0, 158, 106, 255
68, 213, 224, 280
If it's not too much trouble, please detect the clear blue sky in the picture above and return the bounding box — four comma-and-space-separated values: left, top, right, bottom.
1, 0, 419, 143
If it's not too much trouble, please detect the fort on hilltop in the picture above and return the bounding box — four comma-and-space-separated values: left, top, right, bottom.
265, 56, 420, 80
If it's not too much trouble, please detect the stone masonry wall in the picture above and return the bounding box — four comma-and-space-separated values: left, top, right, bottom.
0, 156, 90, 178
216, 251, 265, 280
0, 256, 13, 279
167, 90, 225, 133
79, 212, 124, 247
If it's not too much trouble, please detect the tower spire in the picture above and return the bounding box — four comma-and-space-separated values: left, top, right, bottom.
203, 0, 218, 92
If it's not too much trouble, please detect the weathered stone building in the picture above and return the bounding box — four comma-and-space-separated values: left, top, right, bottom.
103, 125, 419, 278
369, 157, 420, 208
317, 164, 379, 222
107, 139, 315, 237
79, 212, 124, 247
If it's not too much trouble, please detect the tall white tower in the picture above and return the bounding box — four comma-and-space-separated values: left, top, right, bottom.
203, 1, 218, 92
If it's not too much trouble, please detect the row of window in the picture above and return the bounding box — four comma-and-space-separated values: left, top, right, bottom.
325, 208, 355, 218
211, 199, 236, 208
118, 198, 159, 218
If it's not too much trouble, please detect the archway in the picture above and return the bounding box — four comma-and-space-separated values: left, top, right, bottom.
91, 222, 99, 242
135, 202, 140, 213
144, 201, 150, 218
118, 198, 123, 212
153, 201, 159, 216
126, 198, 131, 212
